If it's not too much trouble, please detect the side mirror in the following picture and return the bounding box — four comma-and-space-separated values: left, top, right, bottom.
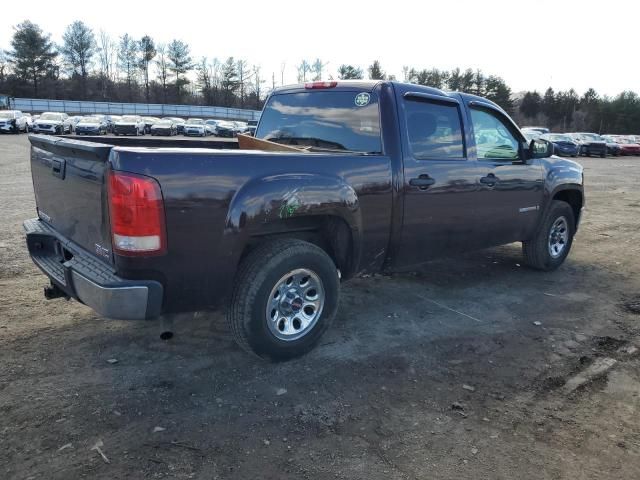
529, 139, 554, 159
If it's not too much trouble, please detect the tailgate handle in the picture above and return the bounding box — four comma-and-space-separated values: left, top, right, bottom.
52, 158, 66, 179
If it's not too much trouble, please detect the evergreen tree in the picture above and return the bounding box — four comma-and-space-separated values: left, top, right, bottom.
520, 91, 542, 118
138, 35, 156, 102
60, 21, 96, 99
118, 34, 138, 101
167, 39, 192, 101
484, 76, 513, 112
220, 57, 239, 107
337, 64, 363, 80
7, 21, 57, 96
368, 60, 385, 80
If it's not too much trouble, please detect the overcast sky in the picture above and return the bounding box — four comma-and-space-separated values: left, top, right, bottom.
2, 0, 637, 97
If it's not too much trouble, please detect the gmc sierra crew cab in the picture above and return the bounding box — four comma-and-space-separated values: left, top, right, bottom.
24, 80, 585, 360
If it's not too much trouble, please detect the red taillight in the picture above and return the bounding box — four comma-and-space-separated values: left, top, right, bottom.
304, 81, 338, 89
108, 171, 167, 256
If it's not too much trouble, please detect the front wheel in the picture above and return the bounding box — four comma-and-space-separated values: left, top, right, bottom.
227, 239, 340, 361
522, 200, 575, 271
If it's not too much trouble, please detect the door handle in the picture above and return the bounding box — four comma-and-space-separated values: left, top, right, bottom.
409, 175, 436, 190
480, 174, 498, 186
51, 158, 66, 179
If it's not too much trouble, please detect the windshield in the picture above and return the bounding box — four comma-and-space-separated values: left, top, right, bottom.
550, 134, 572, 141
205, 120, 218, 125
0, 112, 14, 119
155, 120, 172, 125
40, 113, 63, 121
121, 116, 139, 122
187, 119, 204, 125
257, 90, 382, 153
582, 133, 603, 141
80, 116, 99, 123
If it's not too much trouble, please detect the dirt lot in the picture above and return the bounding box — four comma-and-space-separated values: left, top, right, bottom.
1, 134, 639, 480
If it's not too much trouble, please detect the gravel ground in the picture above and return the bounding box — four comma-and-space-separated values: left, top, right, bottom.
1, 133, 639, 479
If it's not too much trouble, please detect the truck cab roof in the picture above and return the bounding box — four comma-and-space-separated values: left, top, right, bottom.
272, 80, 504, 113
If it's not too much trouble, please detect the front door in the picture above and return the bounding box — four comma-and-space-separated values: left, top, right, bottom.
467, 104, 545, 247
394, 91, 485, 268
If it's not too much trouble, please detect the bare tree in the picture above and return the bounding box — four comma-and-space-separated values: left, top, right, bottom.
197, 57, 213, 104
0, 50, 9, 85
252, 65, 265, 109
118, 34, 138, 101
311, 58, 328, 81
280, 62, 286, 86
237, 59, 253, 108
96, 31, 117, 100
155, 43, 169, 103
296, 60, 312, 82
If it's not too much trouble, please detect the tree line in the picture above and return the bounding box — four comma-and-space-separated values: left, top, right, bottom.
0, 20, 267, 109
1, 20, 639, 133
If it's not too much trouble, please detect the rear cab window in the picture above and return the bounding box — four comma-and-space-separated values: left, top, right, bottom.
404, 98, 465, 160
256, 90, 382, 154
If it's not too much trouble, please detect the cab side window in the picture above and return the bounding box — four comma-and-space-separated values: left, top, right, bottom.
405, 99, 465, 160
470, 108, 520, 161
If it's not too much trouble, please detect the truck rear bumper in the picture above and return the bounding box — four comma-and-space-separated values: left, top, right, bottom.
24, 218, 163, 320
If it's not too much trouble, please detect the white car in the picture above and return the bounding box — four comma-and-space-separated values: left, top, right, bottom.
113, 115, 146, 136
23, 113, 34, 132
0, 110, 30, 133
33, 112, 72, 135
184, 118, 207, 137
205, 119, 221, 135
233, 121, 249, 134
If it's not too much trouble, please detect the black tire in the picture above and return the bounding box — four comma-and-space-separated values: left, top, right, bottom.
228, 239, 340, 361
522, 200, 575, 271
600, 153, 606, 158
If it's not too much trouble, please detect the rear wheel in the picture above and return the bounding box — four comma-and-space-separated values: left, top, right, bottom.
228, 239, 340, 361
523, 200, 575, 271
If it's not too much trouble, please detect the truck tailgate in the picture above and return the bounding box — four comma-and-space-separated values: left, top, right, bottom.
29, 135, 114, 264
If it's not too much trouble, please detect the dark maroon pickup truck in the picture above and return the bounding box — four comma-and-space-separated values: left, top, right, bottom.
24, 80, 584, 360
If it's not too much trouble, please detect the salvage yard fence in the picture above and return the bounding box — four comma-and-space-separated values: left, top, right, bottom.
12, 98, 262, 121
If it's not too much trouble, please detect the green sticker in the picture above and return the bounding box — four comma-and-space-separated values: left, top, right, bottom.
355, 92, 370, 107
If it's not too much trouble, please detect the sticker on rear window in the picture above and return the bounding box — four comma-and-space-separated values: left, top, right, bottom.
355, 92, 370, 107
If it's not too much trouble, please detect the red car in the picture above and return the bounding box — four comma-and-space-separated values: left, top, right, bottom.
611, 136, 640, 155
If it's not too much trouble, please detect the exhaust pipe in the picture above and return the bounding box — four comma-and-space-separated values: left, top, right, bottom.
159, 315, 174, 340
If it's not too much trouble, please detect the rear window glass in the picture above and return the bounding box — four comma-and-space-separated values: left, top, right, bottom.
405, 99, 464, 160
256, 91, 382, 154
39, 113, 63, 121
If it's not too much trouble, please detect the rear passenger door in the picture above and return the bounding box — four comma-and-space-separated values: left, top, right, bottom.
395, 91, 486, 267
467, 101, 544, 247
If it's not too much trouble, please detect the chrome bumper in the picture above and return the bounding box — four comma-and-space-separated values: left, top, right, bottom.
24, 218, 163, 320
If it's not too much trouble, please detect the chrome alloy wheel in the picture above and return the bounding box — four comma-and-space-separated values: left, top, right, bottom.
548, 216, 569, 258
266, 268, 325, 341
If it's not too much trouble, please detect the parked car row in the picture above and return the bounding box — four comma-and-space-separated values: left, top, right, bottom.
0, 110, 256, 138
521, 126, 640, 157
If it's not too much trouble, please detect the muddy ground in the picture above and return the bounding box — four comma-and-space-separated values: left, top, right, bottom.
1, 134, 639, 479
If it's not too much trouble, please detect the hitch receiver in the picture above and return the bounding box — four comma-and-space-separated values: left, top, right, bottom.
44, 283, 69, 300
